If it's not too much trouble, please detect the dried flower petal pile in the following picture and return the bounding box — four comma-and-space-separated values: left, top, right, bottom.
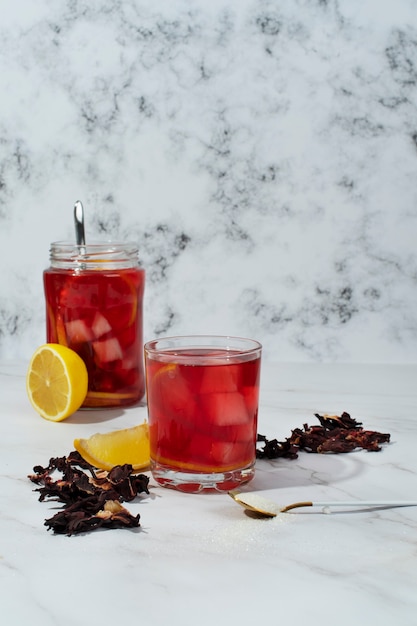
28, 451, 149, 535
256, 412, 391, 460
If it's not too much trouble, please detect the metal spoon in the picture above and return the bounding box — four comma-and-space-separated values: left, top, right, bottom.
74, 200, 86, 248
229, 491, 417, 517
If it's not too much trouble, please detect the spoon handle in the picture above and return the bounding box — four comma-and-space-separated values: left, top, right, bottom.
282, 500, 417, 512
74, 200, 86, 247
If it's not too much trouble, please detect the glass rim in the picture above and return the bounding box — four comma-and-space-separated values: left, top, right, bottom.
144, 334, 262, 360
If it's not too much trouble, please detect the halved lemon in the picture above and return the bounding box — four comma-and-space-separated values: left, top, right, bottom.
74, 422, 150, 471
26, 343, 88, 421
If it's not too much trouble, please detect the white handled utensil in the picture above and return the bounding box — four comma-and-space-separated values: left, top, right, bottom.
229, 491, 417, 518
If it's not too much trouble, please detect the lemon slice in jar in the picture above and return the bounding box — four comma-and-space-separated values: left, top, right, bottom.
26, 343, 88, 421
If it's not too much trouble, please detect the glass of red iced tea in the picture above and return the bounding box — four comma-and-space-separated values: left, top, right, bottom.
44, 241, 145, 408
144, 335, 262, 492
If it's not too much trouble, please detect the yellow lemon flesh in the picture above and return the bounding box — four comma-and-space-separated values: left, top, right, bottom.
74, 422, 150, 471
26, 343, 88, 422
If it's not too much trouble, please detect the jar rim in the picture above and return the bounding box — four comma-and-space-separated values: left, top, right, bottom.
49, 240, 140, 269
51, 240, 138, 249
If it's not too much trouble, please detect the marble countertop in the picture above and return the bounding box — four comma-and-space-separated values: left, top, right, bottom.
1, 360, 417, 626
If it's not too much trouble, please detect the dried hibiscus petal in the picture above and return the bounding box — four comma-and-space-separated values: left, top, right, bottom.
44, 496, 140, 536
257, 412, 390, 460
29, 452, 149, 536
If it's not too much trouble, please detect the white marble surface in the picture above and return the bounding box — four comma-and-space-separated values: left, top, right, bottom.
0, 1, 416, 363
1, 360, 417, 626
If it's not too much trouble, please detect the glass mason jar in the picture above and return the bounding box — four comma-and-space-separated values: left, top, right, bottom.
44, 241, 145, 408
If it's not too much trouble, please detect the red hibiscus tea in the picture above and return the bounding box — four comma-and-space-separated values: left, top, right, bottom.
144, 336, 262, 492
44, 242, 145, 408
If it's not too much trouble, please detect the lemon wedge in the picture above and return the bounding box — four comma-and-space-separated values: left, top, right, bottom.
26, 343, 88, 421
74, 422, 150, 471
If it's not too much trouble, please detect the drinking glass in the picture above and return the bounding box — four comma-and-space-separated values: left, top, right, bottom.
144, 335, 262, 492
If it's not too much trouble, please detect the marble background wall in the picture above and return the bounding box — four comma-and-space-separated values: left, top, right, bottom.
0, 0, 416, 363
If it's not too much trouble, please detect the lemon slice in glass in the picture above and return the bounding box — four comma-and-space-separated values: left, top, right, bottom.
74, 422, 150, 471
26, 343, 88, 421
